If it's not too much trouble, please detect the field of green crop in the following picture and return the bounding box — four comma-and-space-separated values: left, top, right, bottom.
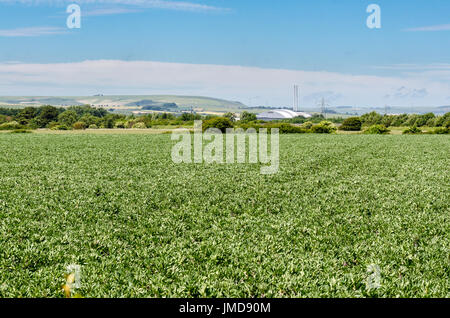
0, 133, 448, 298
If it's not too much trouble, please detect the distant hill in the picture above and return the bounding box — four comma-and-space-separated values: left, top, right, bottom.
0, 95, 246, 114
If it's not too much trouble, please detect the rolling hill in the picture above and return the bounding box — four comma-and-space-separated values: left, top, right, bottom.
0, 95, 247, 114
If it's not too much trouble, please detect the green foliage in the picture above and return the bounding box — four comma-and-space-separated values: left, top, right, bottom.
403, 126, 422, 135
0, 134, 448, 297
361, 111, 383, 126
0, 115, 9, 124
79, 114, 99, 127
72, 121, 86, 130
58, 110, 78, 127
180, 113, 202, 122
310, 121, 337, 134
415, 113, 435, 127
286, 114, 327, 124
37, 106, 61, 128
0, 121, 23, 130
302, 121, 313, 130
278, 124, 307, 134
9, 129, 32, 134
340, 117, 362, 131
444, 119, 450, 128
67, 105, 108, 118
240, 111, 257, 123
114, 121, 126, 129
202, 117, 234, 133
50, 125, 69, 131
431, 127, 450, 134
132, 122, 147, 129
15, 107, 37, 125
223, 112, 237, 122
364, 124, 390, 135
390, 114, 409, 127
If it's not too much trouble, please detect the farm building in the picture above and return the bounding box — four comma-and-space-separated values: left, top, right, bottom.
257, 109, 312, 121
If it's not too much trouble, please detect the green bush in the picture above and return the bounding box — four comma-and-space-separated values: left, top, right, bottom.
403, 126, 422, 135
114, 121, 126, 129
279, 124, 307, 134
432, 127, 450, 134
88, 124, 98, 129
10, 129, 32, 134
444, 119, 450, 128
340, 117, 362, 131
203, 117, 234, 133
302, 121, 313, 130
72, 121, 87, 130
310, 121, 337, 134
58, 110, 78, 127
0, 121, 23, 130
50, 125, 69, 130
240, 111, 257, 123
132, 122, 147, 129
361, 111, 383, 126
363, 124, 390, 134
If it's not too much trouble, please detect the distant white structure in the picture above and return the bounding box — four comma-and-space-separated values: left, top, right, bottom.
257, 109, 312, 121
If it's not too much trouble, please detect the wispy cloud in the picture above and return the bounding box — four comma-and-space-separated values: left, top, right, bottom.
384, 87, 428, 100
0, 0, 228, 12
404, 24, 450, 32
84, 7, 141, 16
0, 26, 66, 37
0, 60, 448, 107
373, 64, 450, 71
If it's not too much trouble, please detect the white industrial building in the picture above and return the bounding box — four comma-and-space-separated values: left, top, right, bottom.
257, 109, 312, 121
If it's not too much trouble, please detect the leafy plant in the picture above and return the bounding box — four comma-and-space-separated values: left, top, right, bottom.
72, 121, 87, 130
431, 127, 450, 134
0, 121, 23, 130
340, 117, 362, 131
363, 124, 390, 134
202, 117, 234, 133
132, 122, 147, 129
310, 121, 337, 134
240, 111, 257, 123
403, 126, 422, 135
9, 129, 32, 134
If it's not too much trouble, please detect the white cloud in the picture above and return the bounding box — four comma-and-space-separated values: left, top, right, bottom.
0, 26, 66, 37
404, 24, 450, 32
1, 60, 449, 107
373, 64, 450, 71
0, 0, 228, 12
373, 64, 450, 82
83, 7, 141, 16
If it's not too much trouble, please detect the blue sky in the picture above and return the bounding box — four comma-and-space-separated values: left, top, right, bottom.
1, 0, 450, 107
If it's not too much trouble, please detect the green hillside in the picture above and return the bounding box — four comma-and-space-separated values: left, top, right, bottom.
0, 95, 247, 114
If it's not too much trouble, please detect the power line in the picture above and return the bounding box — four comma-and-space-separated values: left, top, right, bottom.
293, 84, 299, 112
318, 97, 329, 118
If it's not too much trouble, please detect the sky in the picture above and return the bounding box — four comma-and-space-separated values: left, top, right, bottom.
1, 0, 450, 107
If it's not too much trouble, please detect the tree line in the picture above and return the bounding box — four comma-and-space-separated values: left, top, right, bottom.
0, 105, 448, 134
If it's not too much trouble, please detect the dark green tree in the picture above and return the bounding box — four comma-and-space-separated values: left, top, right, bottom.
240, 111, 257, 123
37, 106, 60, 127
339, 117, 362, 131
58, 110, 78, 127
15, 107, 37, 125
